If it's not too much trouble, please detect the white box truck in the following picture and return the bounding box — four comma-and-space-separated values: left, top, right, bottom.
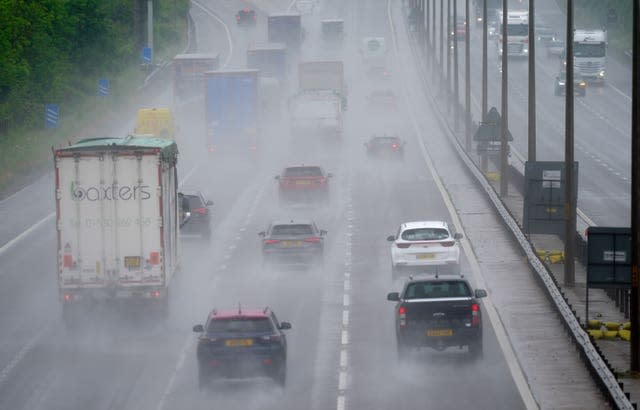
54, 136, 180, 323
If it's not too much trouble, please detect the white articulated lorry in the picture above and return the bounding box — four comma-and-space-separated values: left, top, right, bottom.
54, 136, 180, 324
497, 10, 529, 58
289, 61, 346, 138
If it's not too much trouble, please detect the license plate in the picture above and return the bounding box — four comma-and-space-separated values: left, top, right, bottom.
416, 253, 435, 259
295, 180, 312, 185
427, 329, 453, 337
283, 240, 302, 247
124, 256, 141, 269
225, 339, 253, 347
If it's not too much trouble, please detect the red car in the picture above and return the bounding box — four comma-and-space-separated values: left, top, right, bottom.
276, 165, 332, 205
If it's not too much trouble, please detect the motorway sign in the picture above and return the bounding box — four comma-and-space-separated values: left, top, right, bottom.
587, 227, 631, 288
98, 78, 109, 96
473, 107, 513, 142
141, 47, 153, 65
44, 104, 59, 129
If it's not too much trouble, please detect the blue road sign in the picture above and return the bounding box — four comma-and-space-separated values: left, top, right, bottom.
141, 47, 153, 65
98, 78, 109, 96
45, 104, 59, 129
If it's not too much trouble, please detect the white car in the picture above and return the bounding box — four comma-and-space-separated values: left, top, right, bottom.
387, 221, 462, 276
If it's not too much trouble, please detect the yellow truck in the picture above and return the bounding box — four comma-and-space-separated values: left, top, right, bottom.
134, 108, 176, 139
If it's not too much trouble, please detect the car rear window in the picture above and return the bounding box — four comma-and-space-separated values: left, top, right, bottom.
208, 317, 273, 333
284, 167, 322, 177
271, 224, 314, 236
371, 136, 399, 144
401, 228, 449, 241
405, 281, 471, 299
185, 195, 204, 209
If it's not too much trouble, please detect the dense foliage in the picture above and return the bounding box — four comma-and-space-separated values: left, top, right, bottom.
0, 0, 189, 130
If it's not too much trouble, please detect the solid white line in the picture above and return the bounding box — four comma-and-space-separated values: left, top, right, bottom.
191, 0, 233, 69
0, 174, 49, 205
0, 324, 51, 387
0, 213, 54, 258
608, 82, 632, 102
387, 1, 538, 409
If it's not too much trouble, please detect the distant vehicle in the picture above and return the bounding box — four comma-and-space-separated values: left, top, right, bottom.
387, 221, 463, 276
365, 134, 406, 160
455, 16, 466, 40
247, 43, 288, 116
546, 37, 564, 58
173, 53, 220, 103
179, 190, 213, 239
276, 165, 332, 204
554, 69, 587, 97
268, 13, 303, 48
474, 0, 501, 27
259, 220, 326, 267
204, 70, 260, 155
236, 8, 257, 26
134, 108, 176, 140
497, 10, 529, 58
360, 37, 388, 76
367, 89, 398, 109
386, 275, 487, 359
488, 20, 498, 38
54, 137, 180, 325
535, 26, 556, 45
193, 307, 291, 389
573, 29, 607, 83
321, 19, 344, 42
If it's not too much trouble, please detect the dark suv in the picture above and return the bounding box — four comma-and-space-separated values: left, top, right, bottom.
387, 275, 487, 359
236, 8, 257, 26
259, 220, 326, 267
179, 190, 213, 239
193, 307, 291, 389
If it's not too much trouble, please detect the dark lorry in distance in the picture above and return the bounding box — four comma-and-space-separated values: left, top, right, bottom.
387, 275, 487, 359
268, 13, 303, 48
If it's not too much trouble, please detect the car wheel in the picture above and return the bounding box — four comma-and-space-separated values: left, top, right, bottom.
198, 366, 209, 391
469, 341, 483, 359
274, 360, 286, 387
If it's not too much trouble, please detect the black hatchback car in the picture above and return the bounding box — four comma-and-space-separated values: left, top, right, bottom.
179, 190, 213, 239
365, 134, 405, 160
236, 8, 257, 26
193, 307, 291, 389
259, 220, 326, 266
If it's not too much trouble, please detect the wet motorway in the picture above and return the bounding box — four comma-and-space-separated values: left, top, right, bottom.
0, 0, 619, 409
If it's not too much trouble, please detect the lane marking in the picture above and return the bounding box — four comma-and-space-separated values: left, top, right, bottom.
0, 213, 54, 259
0, 324, 51, 388
191, 0, 233, 68
387, 1, 538, 409
156, 337, 193, 410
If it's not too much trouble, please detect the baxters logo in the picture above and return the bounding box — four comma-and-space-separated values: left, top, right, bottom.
70, 182, 151, 201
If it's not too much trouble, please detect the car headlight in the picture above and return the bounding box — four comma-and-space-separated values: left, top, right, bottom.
598, 70, 605, 78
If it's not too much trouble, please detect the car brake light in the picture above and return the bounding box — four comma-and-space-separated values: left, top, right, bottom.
151, 290, 161, 298
317, 177, 325, 184
396, 243, 411, 249
471, 303, 480, 326
399, 306, 407, 327
391, 143, 399, 149
63, 293, 73, 302
440, 241, 455, 247
194, 207, 207, 215
304, 237, 321, 243
264, 239, 280, 244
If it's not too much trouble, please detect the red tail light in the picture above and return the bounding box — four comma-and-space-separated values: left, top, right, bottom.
399, 306, 407, 327
304, 237, 321, 243
264, 239, 280, 244
391, 143, 399, 149
63, 293, 73, 302
317, 177, 325, 184
209, 359, 221, 366
396, 243, 411, 249
194, 207, 207, 215
440, 241, 455, 247
471, 303, 480, 326
263, 358, 273, 365
151, 290, 161, 298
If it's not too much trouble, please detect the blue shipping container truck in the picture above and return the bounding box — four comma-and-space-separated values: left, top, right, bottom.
204, 70, 259, 154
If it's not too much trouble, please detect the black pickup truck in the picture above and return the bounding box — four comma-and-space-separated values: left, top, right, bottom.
386, 275, 487, 359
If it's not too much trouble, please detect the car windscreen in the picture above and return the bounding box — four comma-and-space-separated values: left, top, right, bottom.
284, 167, 322, 177
271, 224, 315, 236
208, 317, 273, 333
574, 43, 605, 58
405, 281, 471, 299
401, 228, 449, 241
